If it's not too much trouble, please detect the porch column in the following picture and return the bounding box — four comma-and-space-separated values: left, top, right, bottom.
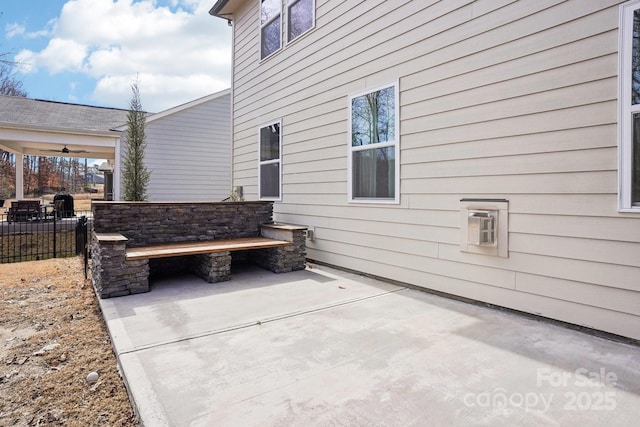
113, 136, 120, 200
16, 153, 24, 200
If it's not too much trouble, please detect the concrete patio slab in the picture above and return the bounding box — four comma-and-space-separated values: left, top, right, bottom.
99, 263, 640, 426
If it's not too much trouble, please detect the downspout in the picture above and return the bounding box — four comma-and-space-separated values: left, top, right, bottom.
230, 18, 236, 198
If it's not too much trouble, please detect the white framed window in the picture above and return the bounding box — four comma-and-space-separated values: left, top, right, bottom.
287, 0, 315, 43
348, 82, 400, 204
619, 0, 640, 212
260, 0, 282, 59
259, 120, 282, 200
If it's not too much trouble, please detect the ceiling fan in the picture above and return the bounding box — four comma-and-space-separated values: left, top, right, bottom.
43, 145, 88, 155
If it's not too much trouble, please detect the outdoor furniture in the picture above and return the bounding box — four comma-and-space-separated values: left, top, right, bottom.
7, 200, 42, 223
53, 199, 65, 219
91, 201, 307, 298
124, 235, 292, 261
40, 199, 65, 220
93, 225, 302, 297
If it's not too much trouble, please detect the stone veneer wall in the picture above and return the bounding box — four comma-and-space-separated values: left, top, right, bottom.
91, 202, 306, 298
92, 201, 274, 246
91, 201, 276, 298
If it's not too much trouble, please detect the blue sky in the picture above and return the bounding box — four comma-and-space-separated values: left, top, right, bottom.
0, 0, 231, 112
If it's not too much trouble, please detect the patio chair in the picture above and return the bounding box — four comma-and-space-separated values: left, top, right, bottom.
7, 200, 42, 224
53, 199, 65, 219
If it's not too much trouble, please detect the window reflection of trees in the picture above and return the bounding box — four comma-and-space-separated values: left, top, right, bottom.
633, 11, 640, 203
351, 87, 395, 147
261, 0, 281, 58
288, 0, 313, 41
633, 11, 640, 104
350, 86, 396, 199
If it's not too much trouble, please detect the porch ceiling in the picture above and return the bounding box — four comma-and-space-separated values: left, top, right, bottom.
0, 125, 119, 160
0, 95, 129, 160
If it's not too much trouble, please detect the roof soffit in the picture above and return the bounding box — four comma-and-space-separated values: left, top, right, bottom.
209, 0, 245, 19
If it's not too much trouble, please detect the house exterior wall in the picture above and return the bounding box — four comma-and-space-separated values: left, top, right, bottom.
119, 91, 231, 201
226, 0, 640, 340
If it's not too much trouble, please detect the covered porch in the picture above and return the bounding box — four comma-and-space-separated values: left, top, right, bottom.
0, 96, 128, 200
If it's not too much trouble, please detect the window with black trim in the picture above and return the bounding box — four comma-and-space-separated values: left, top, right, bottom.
259, 120, 282, 200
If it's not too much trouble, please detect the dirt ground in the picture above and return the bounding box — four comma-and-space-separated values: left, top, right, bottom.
0, 257, 138, 426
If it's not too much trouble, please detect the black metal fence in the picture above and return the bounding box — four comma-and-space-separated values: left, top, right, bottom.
0, 210, 92, 264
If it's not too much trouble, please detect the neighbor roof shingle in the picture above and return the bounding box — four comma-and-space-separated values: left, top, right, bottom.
0, 95, 130, 133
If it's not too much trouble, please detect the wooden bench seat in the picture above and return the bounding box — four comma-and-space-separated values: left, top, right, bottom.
126, 236, 292, 260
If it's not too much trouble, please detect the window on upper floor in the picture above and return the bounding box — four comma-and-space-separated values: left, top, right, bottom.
261, 0, 282, 59
619, 0, 640, 211
348, 82, 400, 204
260, 0, 315, 60
259, 120, 282, 200
287, 0, 315, 43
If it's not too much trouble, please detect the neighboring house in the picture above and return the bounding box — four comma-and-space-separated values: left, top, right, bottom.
116, 89, 231, 202
210, 0, 640, 341
0, 95, 128, 199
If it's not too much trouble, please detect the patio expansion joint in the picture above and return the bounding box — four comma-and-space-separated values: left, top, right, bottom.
117, 287, 408, 356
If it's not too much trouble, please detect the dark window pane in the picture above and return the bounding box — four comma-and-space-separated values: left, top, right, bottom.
633, 114, 640, 204
260, 123, 280, 161
261, 15, 281, 58
288, 0, 313, 41
351, 86, 395, 146
260, 163, 280, 198
633, 10, 640, 104
352, 147, 395, 199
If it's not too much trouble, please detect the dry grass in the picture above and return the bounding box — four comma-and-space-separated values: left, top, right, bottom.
0, 257, 137, 426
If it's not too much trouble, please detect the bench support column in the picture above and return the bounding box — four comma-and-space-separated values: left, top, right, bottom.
193, 251, 232, 283
256, 224, 307, 273
92, 233, 150, 298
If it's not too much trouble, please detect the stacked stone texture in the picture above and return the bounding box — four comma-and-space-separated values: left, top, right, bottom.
253, 228, 307, 273
92, 201, 273, 246
91, 201, 306, 298
91, 233, 149, 298
193, 252, 232, 282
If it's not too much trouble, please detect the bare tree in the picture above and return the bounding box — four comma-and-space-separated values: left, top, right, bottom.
0, 52, 26, 97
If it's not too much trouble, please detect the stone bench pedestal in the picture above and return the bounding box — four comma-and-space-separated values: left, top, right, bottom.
255, 224, 307, 273
194, 252, 232, 282
92, 233, 149, 298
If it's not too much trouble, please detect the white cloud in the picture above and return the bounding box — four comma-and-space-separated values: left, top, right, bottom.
5, 23, 26, 39
13, 0, 231, 110
5, 20, 54, 39
40, 38, 88, 73
14, 49, 37, 73
93, 72, 229, 112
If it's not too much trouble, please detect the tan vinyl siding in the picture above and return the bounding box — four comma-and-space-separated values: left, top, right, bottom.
228, 0, 640, 340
